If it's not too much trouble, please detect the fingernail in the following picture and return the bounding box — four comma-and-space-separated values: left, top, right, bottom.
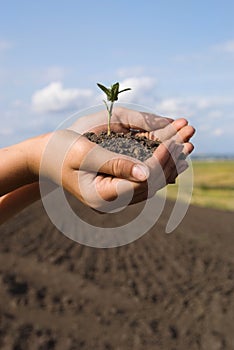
132, 164, 149, 180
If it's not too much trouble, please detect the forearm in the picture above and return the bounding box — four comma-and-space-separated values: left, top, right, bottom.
0, 133, 50, 196
0, 182, 41, 224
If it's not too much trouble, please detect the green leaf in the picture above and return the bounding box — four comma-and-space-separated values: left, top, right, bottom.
118, 88, 131, 94
97, 83, 111, 99
110, 82, 120, 101
97, 82, 131, 102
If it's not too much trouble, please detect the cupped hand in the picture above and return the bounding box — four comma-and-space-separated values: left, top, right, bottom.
69, 106, 195, 201
39, 129, 150, 211
37, 107, 195, 211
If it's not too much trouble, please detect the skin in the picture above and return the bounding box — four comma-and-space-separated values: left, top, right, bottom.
0, 107, 195, 223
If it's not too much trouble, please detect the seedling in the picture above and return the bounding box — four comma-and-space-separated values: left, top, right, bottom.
97, 82, 131, 135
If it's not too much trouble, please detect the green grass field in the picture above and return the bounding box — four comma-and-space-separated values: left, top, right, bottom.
165, 160, 234, 211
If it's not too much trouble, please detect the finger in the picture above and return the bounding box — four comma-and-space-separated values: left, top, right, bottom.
142, 142, 171, 195
183, 142, 194, 155
145, 141, 185, 190
101, 157, 150, 182
149, 118, 188, 141
94, 165, 150, 209
145, 139, 183, 169
167, 165, 178, 183
129, 187, 149, 204
145, 140, 171, 169
167, 159, 189, 184
112, 107, 173, 131
88, 175, 148, 211
163, 156, 178, 181
96, 177, 148, 203
67, 171, 122, 210
175, 125, 196, 143
178, 142, 194, 159
163, 140, 189, 181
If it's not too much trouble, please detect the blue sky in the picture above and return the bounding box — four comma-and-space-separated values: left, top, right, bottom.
1, 0, 234, 154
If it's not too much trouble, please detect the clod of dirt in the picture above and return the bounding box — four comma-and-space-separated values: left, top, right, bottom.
84, 131, 161, 162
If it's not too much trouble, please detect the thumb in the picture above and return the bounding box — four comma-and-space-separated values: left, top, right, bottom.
78, 141, 150, 182
100, 157, 150, 182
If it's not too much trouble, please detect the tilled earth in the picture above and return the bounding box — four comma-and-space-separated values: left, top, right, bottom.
0, 198, 233, 350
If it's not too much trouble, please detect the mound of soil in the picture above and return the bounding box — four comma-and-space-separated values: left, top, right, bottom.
84, 131, 161, 162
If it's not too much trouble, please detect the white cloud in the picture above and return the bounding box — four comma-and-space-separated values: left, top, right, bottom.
156, 98, 189, 116
31, 81, 94, 113
156, 95, 234, 119
192, 96, 234, 110
118, 76, 157, 105
120, 76, 156, 93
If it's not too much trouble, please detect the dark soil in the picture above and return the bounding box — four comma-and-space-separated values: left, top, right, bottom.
0, 199, 234, 349
84, 131, 161, 162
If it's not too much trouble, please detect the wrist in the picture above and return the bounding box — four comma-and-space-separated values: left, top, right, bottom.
0, 133, 52, 196
0, 138, 38, 196
25, 133, 52, 180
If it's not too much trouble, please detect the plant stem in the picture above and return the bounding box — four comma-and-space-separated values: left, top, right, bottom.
108, 101, 114, 135
107, 110, 111, 135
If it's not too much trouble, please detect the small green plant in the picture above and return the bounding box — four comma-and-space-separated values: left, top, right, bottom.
97, 82, 131, 135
